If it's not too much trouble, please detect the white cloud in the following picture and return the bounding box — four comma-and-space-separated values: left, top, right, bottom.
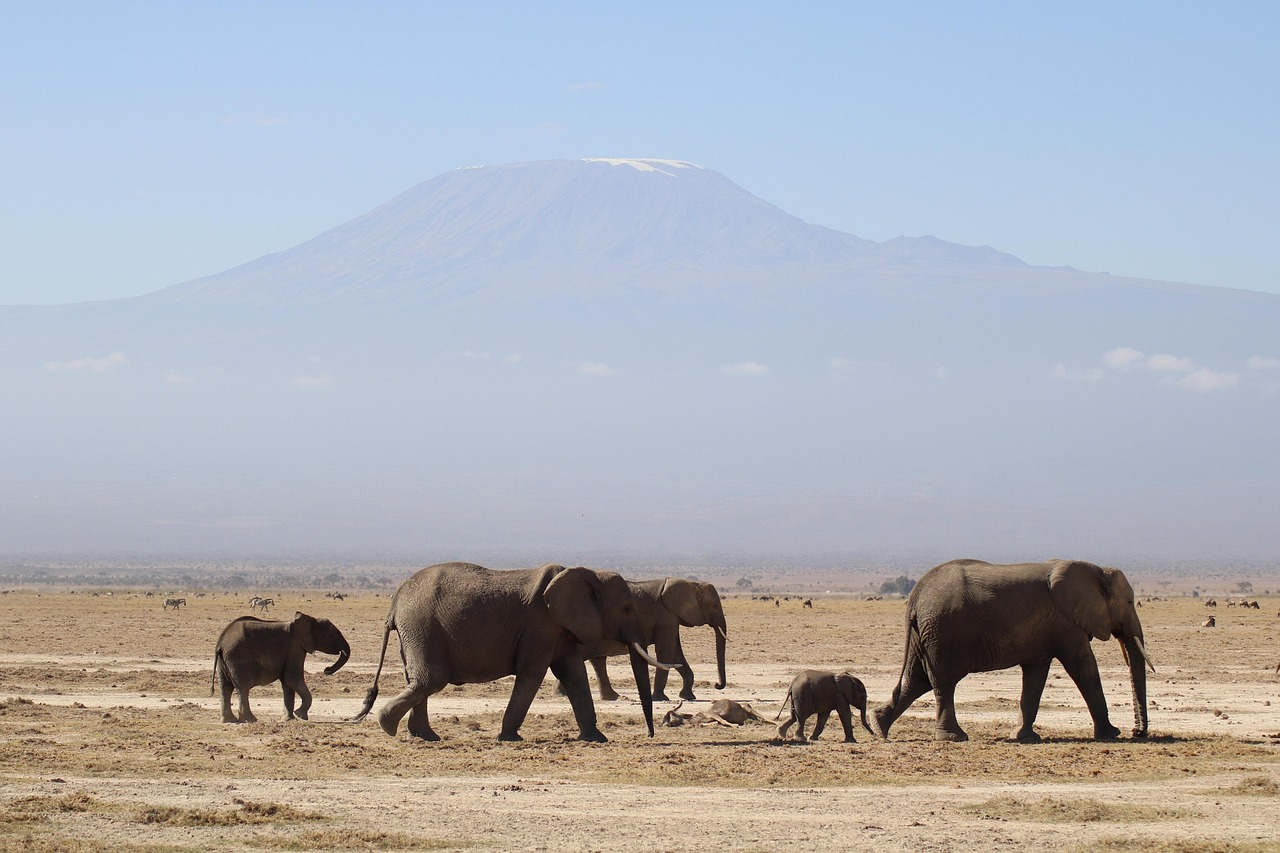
1171, 368, 1239, 392
1051, 364, 1105, 383
1103, 347, 1145, 370
504, 353, 524, 365
44, 351, 129, 373
720, 361, 771, 377
578, 362, 617, 377
293, 374, 333, 390
1247, 355, 1280, 371
1145, 353, 1196, 373
164, 370, 194, 384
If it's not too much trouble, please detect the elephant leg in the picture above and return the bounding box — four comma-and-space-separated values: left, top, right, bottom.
551, 658, 606, 742
664, 636, 696, 701
1059, 647, 1120, 740
1014, 660, 1051, 743
499, 668, 548, 742
379, 676, 442, 740
292, 679, 313, 721
406, 700, 437, 740
237, 686, 257, 724
836, 701, 855, 742
589, 657, 620, 702
932, 679, 967, 742
219, 675, 238, 724
776, 709, 797, 740
811, 710, 831, 740
282, 683, 297, 720
795, 712, 811, 742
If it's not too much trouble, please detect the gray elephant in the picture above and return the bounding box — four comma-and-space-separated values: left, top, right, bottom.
873, 558, 1153, 743
775, 669, 873, 742
212, 612, 350, 723
353, 562, 673, 743
580, 577, 728, 702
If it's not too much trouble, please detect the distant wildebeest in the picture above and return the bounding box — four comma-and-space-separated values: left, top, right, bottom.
1204, 599, 1217, 607
1201, 616, 1216, 628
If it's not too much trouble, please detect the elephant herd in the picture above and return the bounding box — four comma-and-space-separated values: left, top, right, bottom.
213, 558, 1154, 745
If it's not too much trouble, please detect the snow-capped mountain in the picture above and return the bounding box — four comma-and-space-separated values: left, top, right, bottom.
1, 158, 1277, 563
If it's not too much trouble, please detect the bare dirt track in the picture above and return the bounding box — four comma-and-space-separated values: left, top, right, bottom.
1, 586, 1278, 852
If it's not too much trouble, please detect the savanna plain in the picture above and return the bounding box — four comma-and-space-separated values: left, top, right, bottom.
1, 576, 1278, 852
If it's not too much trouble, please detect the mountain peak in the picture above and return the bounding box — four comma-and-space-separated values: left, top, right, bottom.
581, 157, 705, 174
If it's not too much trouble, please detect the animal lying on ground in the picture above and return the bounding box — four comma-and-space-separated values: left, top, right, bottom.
662, 699, 773, 727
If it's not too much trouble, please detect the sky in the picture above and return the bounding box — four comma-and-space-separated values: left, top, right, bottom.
2, 2, 1278, 306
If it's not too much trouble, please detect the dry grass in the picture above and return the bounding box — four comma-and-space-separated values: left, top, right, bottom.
964, 795, 1196, 822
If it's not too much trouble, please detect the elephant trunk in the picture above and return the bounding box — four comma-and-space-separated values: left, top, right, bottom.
323, 637, 351, 676
713, 621, 728, 690
629, 646, 656, 737
1121, 632, 1149, 738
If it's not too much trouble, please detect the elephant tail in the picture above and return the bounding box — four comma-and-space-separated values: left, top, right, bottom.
773, 688, 793, 721
210, 647, 223, 697
349, 618, 393, 723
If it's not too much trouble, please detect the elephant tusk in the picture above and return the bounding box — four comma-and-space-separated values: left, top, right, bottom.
715, 625, 729, 644
1133, 635, 1156, 673
631, 642, 678, 671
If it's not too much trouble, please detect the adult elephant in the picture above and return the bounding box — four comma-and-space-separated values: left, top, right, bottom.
873, 558, 1153, 743
580, 578, 728, 702
353, 562, 672, 742
213, 612, 350, 723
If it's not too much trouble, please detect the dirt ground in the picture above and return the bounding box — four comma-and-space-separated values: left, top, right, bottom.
1, 581, 1278, 852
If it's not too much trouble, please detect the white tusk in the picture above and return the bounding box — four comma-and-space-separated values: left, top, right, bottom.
631, 642, 677, 671
715, 625, 729, 643
1133, 636, 1156, 673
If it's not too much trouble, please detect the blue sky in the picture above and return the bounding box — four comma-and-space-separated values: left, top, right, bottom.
3, 2, 1278, 305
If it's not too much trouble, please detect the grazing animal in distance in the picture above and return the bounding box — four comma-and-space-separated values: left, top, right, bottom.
163, 597, 186, 610
1201, 616, 1216, 628
803, 599, 813, 608
1204, 599, 1217, 607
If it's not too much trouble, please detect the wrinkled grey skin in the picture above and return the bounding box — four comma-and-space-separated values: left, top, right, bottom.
212, 612, 350, 723
873, 558, 1152, 743
579, 578, 728, 702
775, 669, 873, 742
353, 562, 662, 743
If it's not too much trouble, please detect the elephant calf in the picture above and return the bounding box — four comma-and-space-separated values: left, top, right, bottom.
775, 669, 873, 742
212, 612, 350, 723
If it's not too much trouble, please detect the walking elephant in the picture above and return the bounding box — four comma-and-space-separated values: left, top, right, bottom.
353, 562, 673, 742
212, 612, 350, 723
775, 669, 873, 742
873, 558, 1153, 743
579, 577, 728, 702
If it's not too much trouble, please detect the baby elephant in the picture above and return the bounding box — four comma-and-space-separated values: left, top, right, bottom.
212, 612, 350, 723
775, 669, 874, 742
663, 699, 773, 728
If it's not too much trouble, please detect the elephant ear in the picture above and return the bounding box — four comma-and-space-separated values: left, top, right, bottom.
660, 578, 705, 627
291, 612, 317, 652
543, 567, 605, 647
1047, 561, 1113, 641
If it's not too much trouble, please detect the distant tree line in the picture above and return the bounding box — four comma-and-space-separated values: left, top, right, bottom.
878, 575, 916, 596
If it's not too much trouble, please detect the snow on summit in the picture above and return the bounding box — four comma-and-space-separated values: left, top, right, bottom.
582, 158, 703, 174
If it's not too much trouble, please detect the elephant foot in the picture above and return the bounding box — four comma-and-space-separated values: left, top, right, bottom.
1131, 726, 1149, 739
376, 708, 401, 737
295, 709, 309, 721
1094, 724, 1121, 741
599, 690, 621, 702
497, 731, 524, 742
1014, 728, 1043, 744
934, 728, 968, 743
221, 716, 239, 724
577, 729, 608, 743
678, 690, 698, 701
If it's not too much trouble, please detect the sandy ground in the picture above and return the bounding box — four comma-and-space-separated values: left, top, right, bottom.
1, 584, 1278, 851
